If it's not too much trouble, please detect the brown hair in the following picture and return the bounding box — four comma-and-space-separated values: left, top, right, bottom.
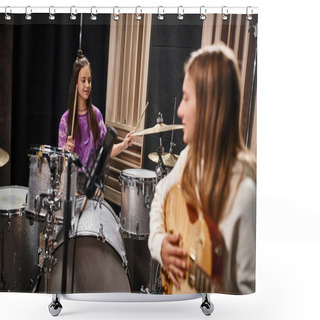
180, 43, 256, 223
67, 50, 99, 146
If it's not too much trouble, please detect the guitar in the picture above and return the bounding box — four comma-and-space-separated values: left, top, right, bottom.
161, 184, 224, 294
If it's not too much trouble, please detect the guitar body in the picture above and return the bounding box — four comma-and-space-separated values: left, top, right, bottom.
162, 184, 214, 294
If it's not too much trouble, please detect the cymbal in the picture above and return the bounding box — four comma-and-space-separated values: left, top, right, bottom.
132, 123, 184, 136
148, 152, 179, 167
0, 147, 10, 167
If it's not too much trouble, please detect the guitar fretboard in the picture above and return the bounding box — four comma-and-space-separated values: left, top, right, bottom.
188, 255, 216, 292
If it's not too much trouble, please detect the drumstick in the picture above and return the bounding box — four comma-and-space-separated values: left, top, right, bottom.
70, 85, 78, 139
80, 196, 88, 218
134, 101, 149, 132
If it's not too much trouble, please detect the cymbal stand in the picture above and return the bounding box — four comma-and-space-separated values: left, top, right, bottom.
157, 112, 164, 153
154, 112, 166, 181
61, 155, 73, 294
155, 98, 178, 181
169, 97, 177, 155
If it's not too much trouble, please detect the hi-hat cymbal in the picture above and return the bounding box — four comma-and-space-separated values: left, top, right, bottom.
0, 147, 10, 167
148, 152, 179, 167
132, 123, 184, 136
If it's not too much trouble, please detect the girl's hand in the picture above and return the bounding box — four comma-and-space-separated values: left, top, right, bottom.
122, 131, 134, 150
66, 136, 75, 152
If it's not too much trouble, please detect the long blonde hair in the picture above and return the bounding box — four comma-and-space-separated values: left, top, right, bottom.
180, 43, 256, 223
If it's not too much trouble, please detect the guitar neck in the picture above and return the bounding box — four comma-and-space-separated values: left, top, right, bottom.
188, 254, 216, 293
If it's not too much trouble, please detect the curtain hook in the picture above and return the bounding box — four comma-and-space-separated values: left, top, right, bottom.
221, 6, 229, 21
90, 6, 97, 21
49, 6, 55, 21
177, 6, 184, 21
70, 6, 77, 20
5, 6, 12, 21
246, 6, 253, 21
113, 6, 120, 21
200, 6, 207, 20
135, 6, 142, 21
157, 6, 164, 20
25, 6, 32, 20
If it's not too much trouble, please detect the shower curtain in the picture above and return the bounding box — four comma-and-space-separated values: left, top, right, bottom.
0, 7, 257, 297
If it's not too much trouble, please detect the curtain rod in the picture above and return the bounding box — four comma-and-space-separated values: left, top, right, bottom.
0, 6, 258, 16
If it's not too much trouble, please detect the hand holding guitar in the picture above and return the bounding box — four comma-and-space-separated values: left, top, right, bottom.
160, 233, 187, 289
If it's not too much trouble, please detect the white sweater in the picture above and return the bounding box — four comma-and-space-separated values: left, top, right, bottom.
148, 146, 256, 294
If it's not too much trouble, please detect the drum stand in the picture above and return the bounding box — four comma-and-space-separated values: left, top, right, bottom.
35, 154, 62, 293
34, 153, 74, 316
46, 155, 74, 316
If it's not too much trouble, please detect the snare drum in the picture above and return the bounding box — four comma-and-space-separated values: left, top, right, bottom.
38, 196, 131, 293
0, 186, 39, 292
26, 145, 77, 223
119, 169, 156, 239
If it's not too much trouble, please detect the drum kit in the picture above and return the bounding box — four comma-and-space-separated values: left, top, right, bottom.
0, 115, 183, 294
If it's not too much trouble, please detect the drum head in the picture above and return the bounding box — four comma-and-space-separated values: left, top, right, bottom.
121, 168, 156, 180
0, 186, 28, 214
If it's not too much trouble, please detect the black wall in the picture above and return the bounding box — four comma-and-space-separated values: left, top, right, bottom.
144, 14, 203, 171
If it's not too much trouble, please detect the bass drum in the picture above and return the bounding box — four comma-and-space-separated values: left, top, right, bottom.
39, 196, 131, 293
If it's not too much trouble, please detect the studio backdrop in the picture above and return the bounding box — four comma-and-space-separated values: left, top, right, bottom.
0, 6, 257, 301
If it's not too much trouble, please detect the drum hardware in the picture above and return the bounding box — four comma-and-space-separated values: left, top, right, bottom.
33, 150, 80, 293
121, 228, 149, 241
34, 191, 62, 217
144, 193, 153, 210
97, 223, 106, 243
121, 250, 128, 270
6, 215, 12, 232
155, 145, 168, 181
61, 154, 74, 294
37, 191, 62, 293
140, 261, 162, 294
